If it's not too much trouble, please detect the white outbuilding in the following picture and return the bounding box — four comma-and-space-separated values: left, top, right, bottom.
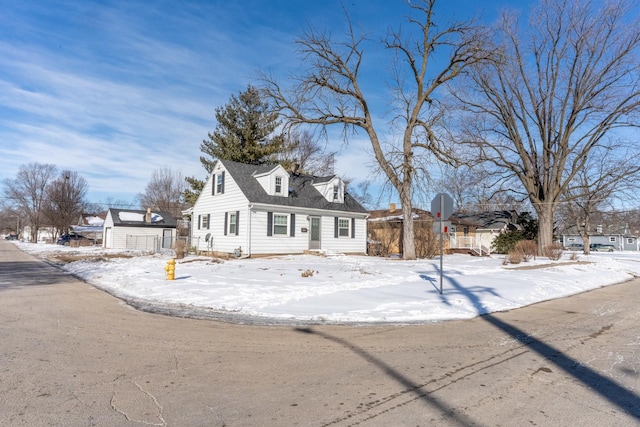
103, 208, 177, 251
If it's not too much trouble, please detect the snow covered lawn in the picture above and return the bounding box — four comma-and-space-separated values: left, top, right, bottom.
12, 241, 640, 325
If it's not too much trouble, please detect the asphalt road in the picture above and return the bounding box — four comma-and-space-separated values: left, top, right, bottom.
1, 239, 639, 426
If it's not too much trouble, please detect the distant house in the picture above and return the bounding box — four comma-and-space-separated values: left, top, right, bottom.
103, 208, 177, 251
189, 159, 368, 257
71, 214, 105, 244
449, 210, 521, 255
367, 204, 434, 256
561, 224, 639, 251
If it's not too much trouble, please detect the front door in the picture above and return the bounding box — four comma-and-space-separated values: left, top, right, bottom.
309, 217, 321, 250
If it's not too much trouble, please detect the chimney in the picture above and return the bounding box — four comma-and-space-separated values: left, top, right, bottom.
389, 203, 396, 212
145, 208, 151, 223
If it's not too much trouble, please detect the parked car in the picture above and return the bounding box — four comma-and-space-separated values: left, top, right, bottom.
565, 243, 583, 251
4, 233, 18, 240
56, 234, 87, 245
590, 243, 615, 252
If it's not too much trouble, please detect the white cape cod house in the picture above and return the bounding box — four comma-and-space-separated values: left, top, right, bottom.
189, 159, 369, 257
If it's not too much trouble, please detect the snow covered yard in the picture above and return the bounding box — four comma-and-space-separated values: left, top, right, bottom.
11, 241, 640, 325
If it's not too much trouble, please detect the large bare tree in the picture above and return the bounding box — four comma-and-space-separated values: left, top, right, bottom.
137, 167, 190, 219
562, 144, 640, 254
261, 0, 489, 259
2, 163, 57, 242
455, 0, 640, 253
43, 170, 89, 237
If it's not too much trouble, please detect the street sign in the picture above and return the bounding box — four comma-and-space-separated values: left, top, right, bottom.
432, 221, 452, 234
431, 193, 454, 220
430, 192, 454, 296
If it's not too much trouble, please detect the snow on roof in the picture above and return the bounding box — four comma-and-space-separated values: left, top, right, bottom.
118, 212, 164, 223
86, 216, 104, 226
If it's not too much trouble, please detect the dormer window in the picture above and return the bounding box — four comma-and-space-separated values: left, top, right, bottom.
275, 176, 283, 194
333, 185, 339, 201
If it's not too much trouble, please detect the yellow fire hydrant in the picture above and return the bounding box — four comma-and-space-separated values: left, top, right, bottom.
164, 258, 176, 280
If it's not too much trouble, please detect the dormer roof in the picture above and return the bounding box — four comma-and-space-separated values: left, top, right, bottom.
218, 159, 367, 214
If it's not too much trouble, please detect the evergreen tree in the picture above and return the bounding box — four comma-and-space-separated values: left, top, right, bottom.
184, 85, 284, 203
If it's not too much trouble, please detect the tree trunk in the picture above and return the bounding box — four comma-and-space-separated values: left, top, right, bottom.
400, 193, 416, 260
577, 216, 591, 255
536, 205, 554, 255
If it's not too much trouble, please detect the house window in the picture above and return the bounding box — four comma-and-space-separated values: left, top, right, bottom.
333, 185, 339, 201
275, 176, 283, 194
609, 236, 616, 243
338, 218, 350, 237
627, 238, 634, 244
216, 172, 225, 194
229, 212, 237, 235
201, 215, 209, 229
273, 214, 288, 235
463, 227, 469, 237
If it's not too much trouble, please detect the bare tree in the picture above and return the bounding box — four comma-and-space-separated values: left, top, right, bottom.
261, 0, 489, 259
137, 167, 189, 219
2, 163, 57, 242
454, 0, 640, 254
43, 170, 89, 237
562, 144, 640, 254
437, 165, 525, 213
278, 129, 336, 176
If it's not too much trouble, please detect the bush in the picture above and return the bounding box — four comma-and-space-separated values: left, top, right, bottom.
507, 248, 524, 264
415, 223, 439, 259
543, 243, 563, 261
174, 239, 186, 259
492, 230, 525, 254
513, 240, 537, 261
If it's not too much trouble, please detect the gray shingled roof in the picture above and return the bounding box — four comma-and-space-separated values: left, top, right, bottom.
107, 208, 177, 228
220, 159, 368, 214
452, 210, 519, 231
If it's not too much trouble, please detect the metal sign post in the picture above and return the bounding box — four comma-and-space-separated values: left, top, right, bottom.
431, 193, 454, 295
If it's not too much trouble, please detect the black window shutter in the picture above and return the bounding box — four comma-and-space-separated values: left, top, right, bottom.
267, 212, 273, 236
221, 171, 225, 194
207, 213, 210, 230
235, 210, 240, 236
198, 215, 201, 230
351, 218, 355, 238
290, 214, 295, 237
224, 212, 228, 235
212, 176, 215, 195
334, 217, 338, 238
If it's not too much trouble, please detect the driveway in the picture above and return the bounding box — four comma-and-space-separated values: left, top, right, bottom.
1, 239, 639, 426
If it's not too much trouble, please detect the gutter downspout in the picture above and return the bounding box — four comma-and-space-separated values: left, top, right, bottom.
246, 204, 253, 257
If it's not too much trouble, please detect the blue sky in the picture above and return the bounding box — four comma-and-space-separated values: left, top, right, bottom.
0, 0, 520, 208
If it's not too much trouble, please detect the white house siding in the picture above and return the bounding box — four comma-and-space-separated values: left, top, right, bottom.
477, 230, 499, 250
248, 209, 366, 255
103, 212, 116, 248
191, 165, 251, 253
249, 208, 311, 254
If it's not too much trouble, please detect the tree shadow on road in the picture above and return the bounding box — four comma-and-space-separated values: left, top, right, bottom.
441, 271, 640, 420
294, 326, 479, 426
295, 270, 640, 424
0, 261, 74, 290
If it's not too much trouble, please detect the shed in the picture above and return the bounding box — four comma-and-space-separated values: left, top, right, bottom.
103, 208, 177, 251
